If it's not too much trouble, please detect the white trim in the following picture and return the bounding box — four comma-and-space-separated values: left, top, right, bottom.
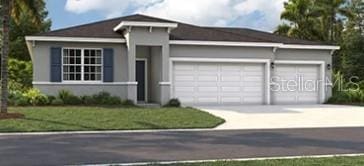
113, 21, 178, 32
170, 40, 340, 50
136, 58, 148, 102
274, 60, 326, 103
33, 81, 138, 85
169, 57, 271, 105
170, 57, 270, 63
274, 60, 325, 65
170, 40, 282, 48
280, 44, 340, 50
25, 36, 126, 43
159, 82, 171, 85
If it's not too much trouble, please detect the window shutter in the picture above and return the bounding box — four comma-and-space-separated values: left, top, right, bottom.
103, 48, 114, 82
50, 47, 62, 82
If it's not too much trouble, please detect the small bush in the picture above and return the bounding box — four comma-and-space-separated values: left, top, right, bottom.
64, 95, 82, 105
51, 98, 64, 106
90, 92, 121, 105
57, 90, 82, 105
58, 90, 73, 101
103, 96, 122, 105
122, 99, 135, 106
81, 95, 96, 105
23, 88, 49, 106
164, 98, 181, 107
47, 95, 56, 103
15, 97, 30, 106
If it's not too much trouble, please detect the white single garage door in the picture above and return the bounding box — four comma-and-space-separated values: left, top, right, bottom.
172, 62, 265, 105
272, 64, 321, 104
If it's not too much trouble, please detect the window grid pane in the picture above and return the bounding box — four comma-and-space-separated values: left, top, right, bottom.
83, 49, 102, 81
62, 48, 102, 81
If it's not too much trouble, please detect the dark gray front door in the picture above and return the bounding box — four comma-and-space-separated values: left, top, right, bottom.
136, 60, 146, 101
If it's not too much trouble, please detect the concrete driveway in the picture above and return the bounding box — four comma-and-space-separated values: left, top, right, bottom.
198, 105, 364, 130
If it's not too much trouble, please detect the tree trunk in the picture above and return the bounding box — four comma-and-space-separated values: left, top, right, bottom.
1, 0, 11, 113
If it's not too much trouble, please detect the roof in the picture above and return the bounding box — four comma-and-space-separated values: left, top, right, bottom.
36, 14, 328, 45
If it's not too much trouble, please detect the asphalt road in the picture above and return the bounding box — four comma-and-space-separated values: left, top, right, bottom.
1, 127, 364, 165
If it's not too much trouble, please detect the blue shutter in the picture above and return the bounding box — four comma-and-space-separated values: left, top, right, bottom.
103, 48, 114, 82
50, 47, 62, 82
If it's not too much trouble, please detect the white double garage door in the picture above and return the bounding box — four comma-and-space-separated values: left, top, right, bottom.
172, 60, 323, 105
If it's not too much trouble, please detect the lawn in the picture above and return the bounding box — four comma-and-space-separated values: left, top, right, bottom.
154, 156, 364, 166
0, 107, 224, 132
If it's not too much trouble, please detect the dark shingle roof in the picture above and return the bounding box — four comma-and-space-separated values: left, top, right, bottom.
37, 14, 328, 45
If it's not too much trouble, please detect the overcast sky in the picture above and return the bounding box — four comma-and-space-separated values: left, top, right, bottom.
46, 0, 288, 32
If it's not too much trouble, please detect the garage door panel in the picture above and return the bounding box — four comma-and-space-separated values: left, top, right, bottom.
221, 76, 241, 82
197, 76, 218, 81
198, 87, 218, 92
273, 64, 320, 104
174, 75, 194, 81
221, 87, 241, 92
197, 97, 218, 103
198, 65, 218, 71
173, 62, 265, 105
221, 97, 242, 103
221, 65, 241, 71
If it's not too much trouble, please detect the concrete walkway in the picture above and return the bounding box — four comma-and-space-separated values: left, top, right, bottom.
198, 105, 364, 130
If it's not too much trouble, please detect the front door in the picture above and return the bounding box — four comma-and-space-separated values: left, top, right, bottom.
136, 60, 146, 102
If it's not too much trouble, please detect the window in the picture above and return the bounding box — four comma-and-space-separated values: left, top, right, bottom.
62, 48, 103, 82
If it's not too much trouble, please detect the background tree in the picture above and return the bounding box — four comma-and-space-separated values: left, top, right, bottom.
275, 0, 348, 43
339, 0, 364, 79
1, 0, 47, 113
274, 0, 323, 41
10, 0, 50, 61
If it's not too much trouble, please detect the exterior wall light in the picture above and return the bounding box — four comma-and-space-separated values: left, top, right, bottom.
327, 64, 331, 70
271, 62, 275, 69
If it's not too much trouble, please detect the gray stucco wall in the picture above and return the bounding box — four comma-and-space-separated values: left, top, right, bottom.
31, 41, 129, 99
30, 38, 333, 104
169, 45, 333, 102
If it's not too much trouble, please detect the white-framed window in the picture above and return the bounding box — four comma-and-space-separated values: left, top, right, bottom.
62, 48, 103, 82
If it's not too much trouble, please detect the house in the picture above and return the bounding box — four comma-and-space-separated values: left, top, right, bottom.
25, 14, 339, 106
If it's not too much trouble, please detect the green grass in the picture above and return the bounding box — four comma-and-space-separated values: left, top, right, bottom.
153, 156, 364, 166
0, 107, 224, 132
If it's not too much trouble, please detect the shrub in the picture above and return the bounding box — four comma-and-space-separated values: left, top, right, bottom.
47, 95, 56, 103
23, 88, 49, 106
92, 91, 111, 104
58, 90, 73, 101
51, 98, 64, 106
64, 95, 82, 105
91, 91, 121, 105
164, 98, 181, 107
15, 97, 30, 106
328, 72, 364, 104
8, 59, 33, 90
57, 90, 82, 105
104, 96, 122, 105
122, 99, 135, 106
81, 95, 96, 105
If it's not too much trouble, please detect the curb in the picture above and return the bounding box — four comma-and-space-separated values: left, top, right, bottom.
83, 153, 364, 166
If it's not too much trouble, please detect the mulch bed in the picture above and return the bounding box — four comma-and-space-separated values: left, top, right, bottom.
0, 113, 25, 120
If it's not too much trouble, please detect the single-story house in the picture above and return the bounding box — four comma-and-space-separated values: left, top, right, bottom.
25, 14, 340, 106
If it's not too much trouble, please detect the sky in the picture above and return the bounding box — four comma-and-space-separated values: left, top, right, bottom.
45, 0, 288, 32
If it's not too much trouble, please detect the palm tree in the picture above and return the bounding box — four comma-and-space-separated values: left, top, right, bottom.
1, 0, 43, 113
275, 0, 323, 41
